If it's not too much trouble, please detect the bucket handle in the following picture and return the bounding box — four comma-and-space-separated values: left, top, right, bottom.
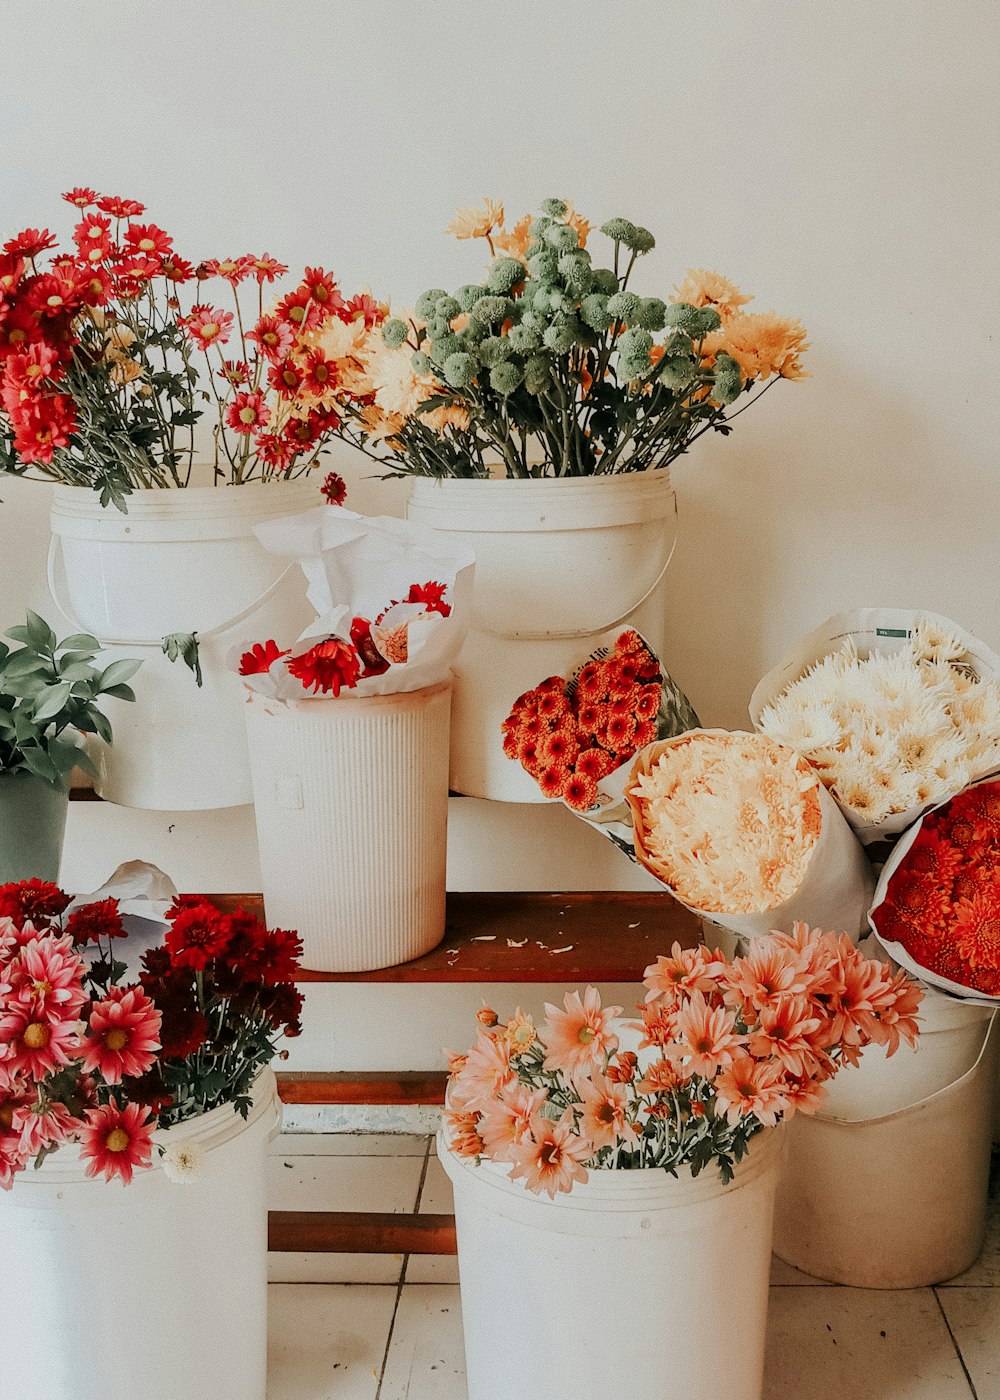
822, 1010, 998, 1127
474, 489, 679, 641
47, 533, 297, 649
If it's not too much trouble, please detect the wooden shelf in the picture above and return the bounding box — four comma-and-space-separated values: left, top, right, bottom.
268, 1210, 456, 1255
207, 890, 698, 984
277, 1071, 447, 1106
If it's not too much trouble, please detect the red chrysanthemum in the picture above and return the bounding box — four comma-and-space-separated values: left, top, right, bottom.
239, 638, 289, 676
160, 255, 194, 284
300, 266, 345, 315
183, 304, 233, 350
124, 223, 172, 259
287, 638, 361, 696
62, 187, 98, 208
402, 581, 451, 617
249, 253, 288, 284
156, 1001, 210, 1060
80, 1100, 153, 1185
267, 355, 304, 396
342, 291, 386, 328
564, 773, 598, 812
164, 902, 231, 972
321, 471, 347, 506
953, 893, 1000, 972
0, 880, 71, 927
66, 897, 126, 946
200, 255, 253, 285
95, 195, 145, 218
3, 228, 57, 259
247, 313, 293, 363
275, 286, 321, 331
538, 764, 570, 799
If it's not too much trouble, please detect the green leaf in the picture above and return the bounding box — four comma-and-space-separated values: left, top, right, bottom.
25, 612, 57, 653
98, 658, 142, 689
4, 625, 34, 645
58, 661, 100, 682
32, 682, 73, 722
20, 746, 60, 786
161, 632, 202, 687
1, 650, 49, 678
103, 683, 136, 703
58, 633, 101, 652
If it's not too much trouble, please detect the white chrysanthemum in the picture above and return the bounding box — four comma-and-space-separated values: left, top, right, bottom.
830, 771, 892, 825
957, 679, 1000, 730
161, 1139, 205, 1186
910, 615, 968, 666
893, 724, 964, 773
758, 695, 841, 753
860, 651, 925, 704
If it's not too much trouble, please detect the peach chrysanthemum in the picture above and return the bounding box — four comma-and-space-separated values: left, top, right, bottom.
541, 987, 621, 1080
666, 991, 743, 1079
671, 268, 752, 321
577, 1071, 637, 1151
366, 338, 439, 419
450, 1028, 516, 1109
493, 213, 533, 261
446, 198, 505, 242
505, 1007, 537, 1057
713, 1052, 790, 1128
506, 1114, 591, 1199
477, 1082, 547, 1160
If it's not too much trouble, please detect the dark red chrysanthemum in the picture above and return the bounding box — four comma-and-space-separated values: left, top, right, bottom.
287, 638, 361, 696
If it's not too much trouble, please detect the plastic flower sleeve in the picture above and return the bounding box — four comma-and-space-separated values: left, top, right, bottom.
64, 859, 178, 978
625, 733, 876, 942
749, 608, 1000, 844
241, 505, 476, 699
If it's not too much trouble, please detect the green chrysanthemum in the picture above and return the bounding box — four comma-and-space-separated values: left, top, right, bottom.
540, 197, 568, 218
487, 258, 525, 295
591, 268, 619, 295
411, 350, 431, 374
429, 333, 463, 367
600, 217, 637, 244
382, 318, 409, 350
606, 291, 641, 324
636, 297, 667, 331
529, 216, 553, 239
456, 284, 488, 311
524, 354, 552, 394
579, 293, 613, 332
443, 352, 476, 389
471, 295, 514, 327
658, 357, 697, 391
712, 352, 743, 404
664, 303, 721, 335
507, 323, 541, 353
624, 225, 655, 254
543, 321, 577, 354
544, 223, 579, 253
558, 251, 593, 292
526, 250, 559, 283
434, 294, 462, 321
415, 289, 448, 321
477, 335, 514, 369
489, 360, 524, 395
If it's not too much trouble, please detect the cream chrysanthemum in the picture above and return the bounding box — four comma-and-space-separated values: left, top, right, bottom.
627, 733, 822, 915
758, 616, 1000, 820
161, 1139, 205, 1186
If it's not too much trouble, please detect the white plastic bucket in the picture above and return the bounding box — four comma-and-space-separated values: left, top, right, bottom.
245, 679, 451, 971
406, 472, 677, 801
48, 479, 318, 810
773, 992, 998, 1287
440, 1124, 783, 1400
0, 1070, 280, 1400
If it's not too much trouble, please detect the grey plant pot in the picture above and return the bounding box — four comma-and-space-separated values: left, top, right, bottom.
0, 772, 70, 884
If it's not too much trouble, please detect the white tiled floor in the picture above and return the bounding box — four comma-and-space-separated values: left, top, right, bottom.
267, 1132, 1000, 1399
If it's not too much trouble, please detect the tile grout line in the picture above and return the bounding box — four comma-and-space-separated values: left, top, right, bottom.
375, 1137, 433, 1399
933, 1287, 981, 1400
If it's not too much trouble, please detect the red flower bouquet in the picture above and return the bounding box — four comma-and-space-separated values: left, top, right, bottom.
871, 779, 1000, 996
0, 190, 385, 508
0, 882, 302, 1187
501, 629, 699, 810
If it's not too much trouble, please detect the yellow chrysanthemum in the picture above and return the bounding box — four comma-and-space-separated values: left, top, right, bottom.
493, 213, 533, 261
702, 312, 810, 383
359, 401, 405, 445
446, 198, 504, 241
672, 268, 752, 320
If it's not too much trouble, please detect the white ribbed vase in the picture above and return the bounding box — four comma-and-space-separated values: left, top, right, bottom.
245, 680, 451, 971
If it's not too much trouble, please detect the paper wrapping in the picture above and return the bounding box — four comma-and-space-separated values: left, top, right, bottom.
868, 776, 1000, 1006
244, 506, 476, 700
624, 732, 876, 941
66, 860, 178, 980
749, 608, 1000, 844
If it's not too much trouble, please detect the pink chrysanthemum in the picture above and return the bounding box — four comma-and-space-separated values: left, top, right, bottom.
577, 1071, 638, 1151
507, 1114, 591, 1198
80, 1100, 154, 1185
183, 304, 233, 350
81, 985, 162, 1084
0, 1007, 79, 1082
666, 990, 743, 1079
713, 1052, 790, 1128
4, 934, 87, 1020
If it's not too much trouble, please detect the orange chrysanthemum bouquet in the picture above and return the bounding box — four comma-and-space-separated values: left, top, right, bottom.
445, 925, 921, 1193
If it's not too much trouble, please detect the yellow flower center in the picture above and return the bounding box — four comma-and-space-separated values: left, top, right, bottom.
139, 237, 155, 252
200, 323, 219, 340
577, 1026, 595, 1045
314, 363, 329, 382
313, 285, 328, 303
9, 330, 25, 344
104, 1028, 129, 1051
289, 306, 305, 323
219, 261, 237, 274
0, 1104, 14, 1131
106, 1128, 130, 1154
282, 368, 298, 387
88, 248, 103, 264
263, 331, 278, 346
239, 406, 257, 424
86, 226, 103, 240
512, 1025, 532, 1045
46, 295, 63, 308
23, 1023, 51, 1050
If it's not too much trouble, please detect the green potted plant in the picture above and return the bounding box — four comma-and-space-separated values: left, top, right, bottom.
0, 611, 139, 880
351, 197, 808, 798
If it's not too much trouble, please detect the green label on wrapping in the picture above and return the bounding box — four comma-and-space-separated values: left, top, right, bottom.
875, 628, 910, 638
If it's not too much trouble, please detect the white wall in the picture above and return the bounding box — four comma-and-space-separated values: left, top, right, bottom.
2, 0, 999, 902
